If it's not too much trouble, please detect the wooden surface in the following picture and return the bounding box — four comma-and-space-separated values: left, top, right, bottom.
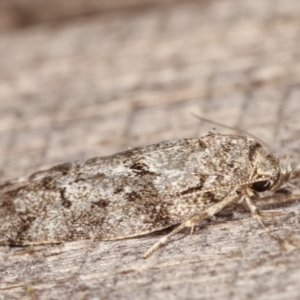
0, 0, 179, 31
1, 0, 300, 299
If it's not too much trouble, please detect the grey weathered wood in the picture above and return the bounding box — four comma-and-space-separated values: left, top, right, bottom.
1, 0, 300, 299
0, 0, 179, 31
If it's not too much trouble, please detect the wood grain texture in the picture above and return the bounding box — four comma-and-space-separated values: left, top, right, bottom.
0, 0, 181, 31
1, 0, 300, 299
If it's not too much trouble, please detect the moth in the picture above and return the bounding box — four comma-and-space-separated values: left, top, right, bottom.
0, 117, 292, 258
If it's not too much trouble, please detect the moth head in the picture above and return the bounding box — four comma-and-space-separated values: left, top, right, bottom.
249, 148, 292, 194
250, 169, 291, 193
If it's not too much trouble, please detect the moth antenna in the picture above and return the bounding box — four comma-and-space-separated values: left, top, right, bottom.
191, 113, 280, 166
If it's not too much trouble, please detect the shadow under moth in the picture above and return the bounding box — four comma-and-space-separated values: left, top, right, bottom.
0, 116, 294, 258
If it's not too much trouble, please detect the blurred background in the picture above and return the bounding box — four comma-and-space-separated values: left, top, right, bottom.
2, 1, 300, 299
0, 0, 300, 179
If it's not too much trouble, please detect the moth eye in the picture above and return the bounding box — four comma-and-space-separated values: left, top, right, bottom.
251, 180, 271, 192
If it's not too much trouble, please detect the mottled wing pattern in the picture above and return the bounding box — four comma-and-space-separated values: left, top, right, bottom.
0, 134, 261, 245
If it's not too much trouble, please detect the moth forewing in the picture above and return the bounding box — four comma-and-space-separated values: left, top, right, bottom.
0, 125, 293, 257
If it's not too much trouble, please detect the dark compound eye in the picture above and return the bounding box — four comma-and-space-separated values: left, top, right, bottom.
251, 180, 271, 192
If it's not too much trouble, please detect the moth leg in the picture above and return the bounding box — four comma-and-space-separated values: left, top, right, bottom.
243, 196, 285, 244
190, 226, 195, 235
143, 190, 239, 258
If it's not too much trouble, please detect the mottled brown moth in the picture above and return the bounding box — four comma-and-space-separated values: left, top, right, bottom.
0, 117, 293, 258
